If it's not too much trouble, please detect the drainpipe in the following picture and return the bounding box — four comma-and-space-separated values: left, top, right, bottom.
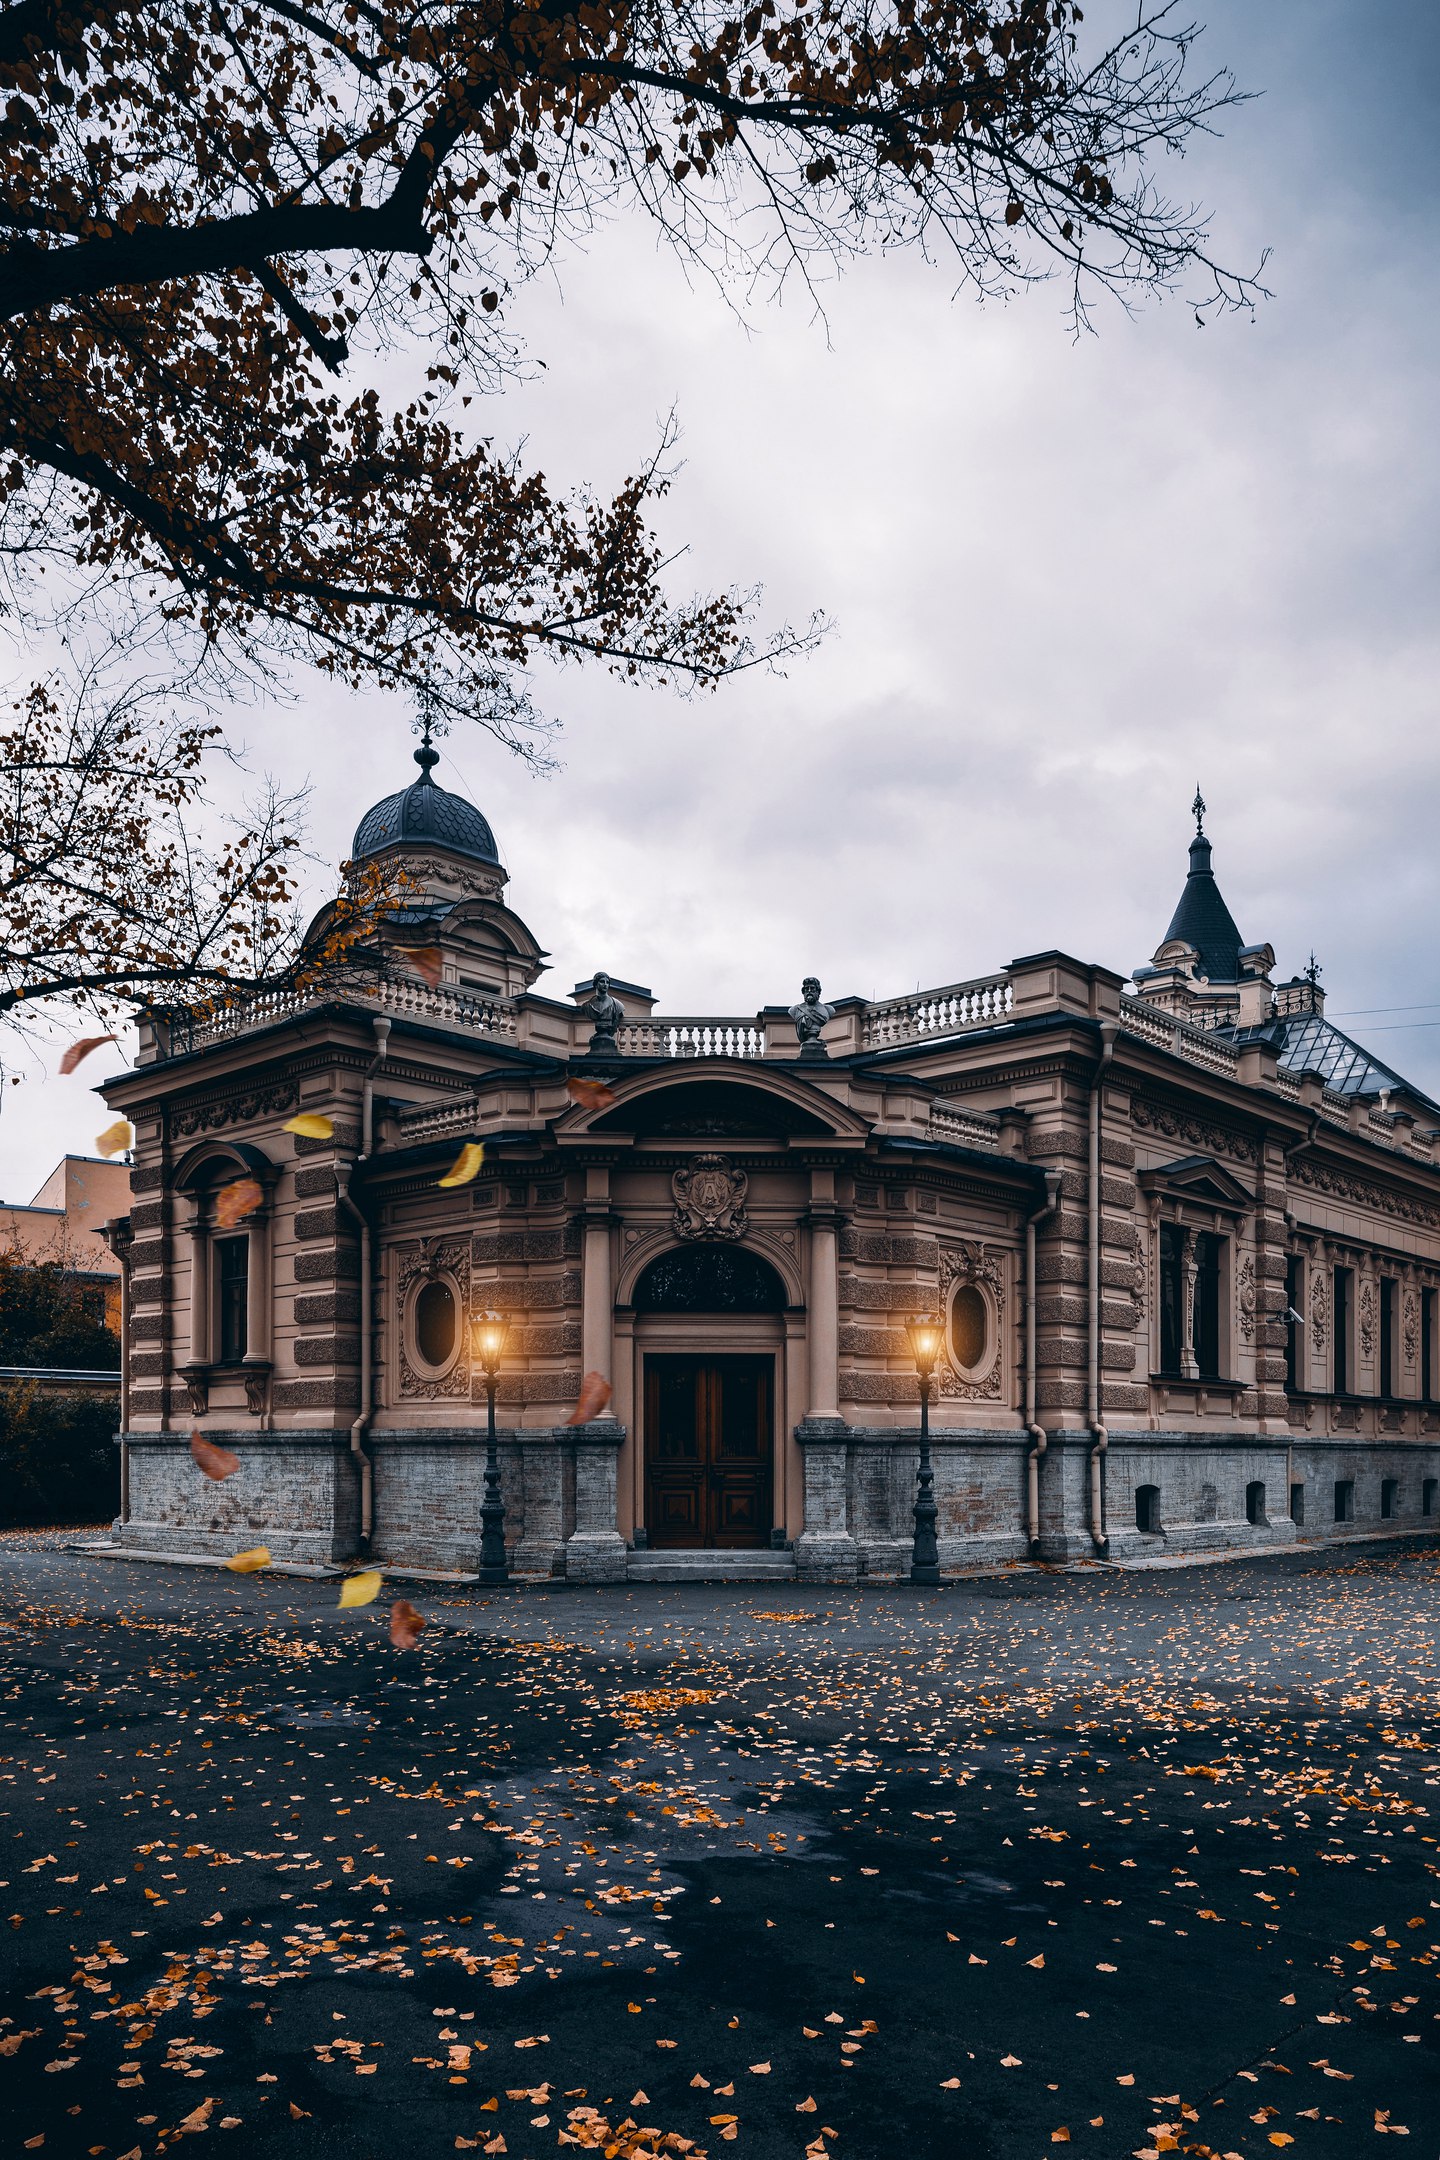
1025, 1170, 1062, 1556
1088, 1021, 1120, 1554
334, 1016, 390, 1556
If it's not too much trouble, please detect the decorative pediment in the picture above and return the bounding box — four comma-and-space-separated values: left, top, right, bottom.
1138, 1154, 1252, 1214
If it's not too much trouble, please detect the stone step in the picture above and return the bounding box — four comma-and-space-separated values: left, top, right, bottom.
626, 1548, 797, 1583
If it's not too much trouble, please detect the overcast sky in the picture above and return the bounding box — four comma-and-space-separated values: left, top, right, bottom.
5, 0, 1440, 1196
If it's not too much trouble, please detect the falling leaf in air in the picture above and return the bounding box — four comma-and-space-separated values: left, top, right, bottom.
224, 1546, 270, 1574
410, 946, 444, 987
189, 1432, 240, 1481
390, 1599, 426, 1650
338, 1571, 383, 1608
438, 1142, 484, 1188
59, 1034, 116, 1075
565, 1373, 612, 1426
566, 1075, 618, 1112
95, 1119, 133, 1158
289, 2103, 310, 2119
283, 1112, 335, 1140
214, 1177, 263, 1229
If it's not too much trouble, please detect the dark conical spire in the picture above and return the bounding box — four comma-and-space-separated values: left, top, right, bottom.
1161, 796, 1243, 983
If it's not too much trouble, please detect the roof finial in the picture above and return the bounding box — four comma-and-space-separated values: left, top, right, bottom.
1304, 951, 1322, 987
1192, 785, 1207, 836
413, 686, 440, 780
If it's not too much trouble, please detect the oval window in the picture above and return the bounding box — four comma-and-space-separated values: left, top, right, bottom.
414, 1278, 457, 1368
950, 1282, 989, 1372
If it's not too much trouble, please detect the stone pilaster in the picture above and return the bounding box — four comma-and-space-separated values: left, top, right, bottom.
793, 1418, 858, 1581
565, 1422, 627, 1582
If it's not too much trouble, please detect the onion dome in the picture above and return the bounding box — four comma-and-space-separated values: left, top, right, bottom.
351, 742, 500, 866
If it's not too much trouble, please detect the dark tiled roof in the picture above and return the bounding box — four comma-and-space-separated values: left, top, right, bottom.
352, 748, 499, 867
1162, 833, 1244, 983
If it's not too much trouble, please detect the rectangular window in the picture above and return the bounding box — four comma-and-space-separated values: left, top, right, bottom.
1424, 1288, 1436, 1402
1159, 1225, 1183, 1374
1334, 1477, 1354, 1523
1284, 1254, 1303, 1390
1333, 1266, 1352, 1395
1192, 1230, 1221, 1381
1380, 1277, 1396, 1398
216, 1235, 249, 1364
1290, 1482, 1306, 1527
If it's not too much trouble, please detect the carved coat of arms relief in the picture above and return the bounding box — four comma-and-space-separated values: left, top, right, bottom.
671, 1154, 749, 1242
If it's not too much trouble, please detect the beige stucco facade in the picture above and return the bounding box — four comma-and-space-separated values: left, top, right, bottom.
93, 764, 1440, 1578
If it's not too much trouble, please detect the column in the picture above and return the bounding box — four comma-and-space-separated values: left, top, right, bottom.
243, 1203, 273, 1416
793, 1167, 857, 1581
580, 1166, 617, 1406
565, 1427, 629, 1581
187, 1208, 211, 1369
805, 1169, 841, 1419
1179, 1226, 1199, 1379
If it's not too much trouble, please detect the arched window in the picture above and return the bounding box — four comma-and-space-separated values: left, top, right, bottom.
633, 1246, 787, 1314
1135, 1483, 1161, 1535
949, 1282, 991, 1374
411, 1277, 459, 1371
1245, 1479, 1267, 1526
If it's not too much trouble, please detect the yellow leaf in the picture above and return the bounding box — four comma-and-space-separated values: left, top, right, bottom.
438, 1141, 484, 1187
223, 1547, 270, 1574
95, 1119, 133, 1158
283, 1113, 335, 1140
338, 1571, 383, 1608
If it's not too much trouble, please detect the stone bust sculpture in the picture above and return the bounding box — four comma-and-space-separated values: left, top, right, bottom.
789, 975, 833, 1060
584, 971, 625, 1056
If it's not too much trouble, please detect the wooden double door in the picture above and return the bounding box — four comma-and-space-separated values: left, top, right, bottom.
644, 1355, 773, 1548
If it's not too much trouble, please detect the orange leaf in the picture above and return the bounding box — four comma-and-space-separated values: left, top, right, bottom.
566, 1075, 618, 1112
565, 1372, 612, 1426
410, 946, 444, 987
390, 1599, 426, 1650
189, 1431, 240, 1482
59, 1033, 116, 1075
214, 1177, 263, 1229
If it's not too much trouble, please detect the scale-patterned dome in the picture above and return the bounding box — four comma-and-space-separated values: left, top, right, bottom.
351, 745, 499, 866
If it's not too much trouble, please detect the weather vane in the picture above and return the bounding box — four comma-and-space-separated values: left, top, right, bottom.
1192, 786, 1207, 835
1304, 951, 1322, 987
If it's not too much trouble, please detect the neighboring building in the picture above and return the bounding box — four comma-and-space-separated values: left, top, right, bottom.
94, 756, 1440, 1578
0, 1155, 130, 1342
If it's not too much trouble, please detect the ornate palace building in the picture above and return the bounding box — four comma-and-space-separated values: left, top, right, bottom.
94, 759, 1440, 1580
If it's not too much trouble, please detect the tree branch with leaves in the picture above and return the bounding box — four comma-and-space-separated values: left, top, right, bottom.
0, 675, 400, 1043
0, 0, 1259, 747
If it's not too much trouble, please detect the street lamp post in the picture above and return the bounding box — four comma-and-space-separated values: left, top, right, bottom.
907, 1313, 943, 1587
470, 1309, 510, 1585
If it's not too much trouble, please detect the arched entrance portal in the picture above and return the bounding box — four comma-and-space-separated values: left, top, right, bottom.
632, 1247, 785, 1549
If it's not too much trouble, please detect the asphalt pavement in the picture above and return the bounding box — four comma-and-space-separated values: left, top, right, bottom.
0, 1534, 1436, 2160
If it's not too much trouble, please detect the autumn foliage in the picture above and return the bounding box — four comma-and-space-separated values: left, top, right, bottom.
0, 0, 1254, 733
